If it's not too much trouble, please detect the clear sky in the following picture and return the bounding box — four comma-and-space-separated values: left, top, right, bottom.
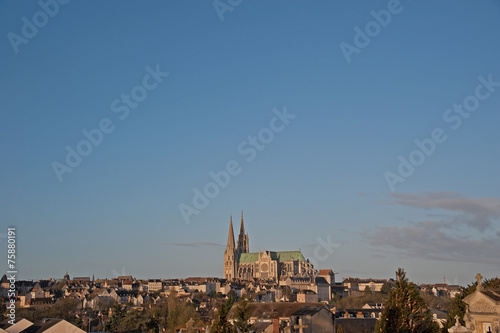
1, 1, 499, 286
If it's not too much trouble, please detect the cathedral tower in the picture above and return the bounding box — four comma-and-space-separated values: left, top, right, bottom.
237, 211, 249, 254
223, 216, 236, 280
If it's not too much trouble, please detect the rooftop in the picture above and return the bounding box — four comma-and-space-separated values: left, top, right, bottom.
238, 251, 307, 263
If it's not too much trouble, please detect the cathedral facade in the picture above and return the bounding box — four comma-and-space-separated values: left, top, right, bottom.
223, 213, 316, 281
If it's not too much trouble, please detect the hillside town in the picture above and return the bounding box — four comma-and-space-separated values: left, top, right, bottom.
2, 271, 499, 333
2, 216, 499, 332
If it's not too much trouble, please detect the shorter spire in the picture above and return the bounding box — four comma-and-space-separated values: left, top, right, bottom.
240, 211, 245, 233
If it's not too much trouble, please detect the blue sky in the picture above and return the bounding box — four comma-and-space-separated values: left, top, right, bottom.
1, 0, 499, 286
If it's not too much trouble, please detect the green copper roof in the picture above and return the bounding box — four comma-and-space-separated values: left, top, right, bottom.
238, 253, 259, 263
237, 251, 306, 263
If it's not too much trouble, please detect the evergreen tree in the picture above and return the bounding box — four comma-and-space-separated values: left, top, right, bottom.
103, 303, 125, 332
336, 323, 344, 333
233, 297, 255, 333
211, 297, 235, 333
442, 293, 467, 332
381, 282, 393, 295
376, 268, 439, 333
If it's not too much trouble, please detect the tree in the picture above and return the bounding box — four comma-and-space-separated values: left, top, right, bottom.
337, 324, 344, 333
103, 303, 125, 332
376, 268, 439, 333
46, 297, 79, 321
442, 293, 467, 332
381, 282, 393, 295
282, 286, 293, 302
227, 290, 237, 301
233, 297, 255, 333
364, 286, 372, 294
0, 298, 6, 319
165, 291, 199, 330
210, 297, 235, 333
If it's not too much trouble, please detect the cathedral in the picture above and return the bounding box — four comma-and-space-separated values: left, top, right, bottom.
224, 213, 316, 281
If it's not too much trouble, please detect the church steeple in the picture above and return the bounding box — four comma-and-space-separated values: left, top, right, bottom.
240, 211, 245, 233
227, 216, 235, 250
237, 211, 249, 254
224, 216, 237, 280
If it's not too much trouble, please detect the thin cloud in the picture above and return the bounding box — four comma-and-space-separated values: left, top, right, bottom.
366, 191, 500, 265
386, 192, 500, 231
162, 242, 223, 248
367, 220, 500, 265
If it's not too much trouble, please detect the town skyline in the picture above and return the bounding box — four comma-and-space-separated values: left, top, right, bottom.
12, 211, 499, 287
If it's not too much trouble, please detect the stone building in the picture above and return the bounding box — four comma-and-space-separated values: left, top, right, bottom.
463, 273, 500, 333
290, 306, 334, 333
223, 213, 316, 281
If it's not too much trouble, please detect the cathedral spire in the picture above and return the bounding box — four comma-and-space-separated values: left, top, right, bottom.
240, 211, 245, 233
227, 216, 235, 249
236, 211, 249, 254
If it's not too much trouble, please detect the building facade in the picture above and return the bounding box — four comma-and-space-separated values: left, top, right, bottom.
223, 213, 316, 281
463, 274, 500, 333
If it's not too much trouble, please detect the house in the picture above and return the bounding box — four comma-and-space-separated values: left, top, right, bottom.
0, 275, 9, 289
335, 307, 383, 319
290, 306, 334, 333
318, 270, 335, 285
0, 318, 33, 333
423, 283, 463, 298
17, 318, 84, 332
0, 318, 84, 333
314, 277, 331, 302
448, 285, 463, 299
254, 321, 275, 333
297, 290, 318, 303
343, 277, 387, 294
331, 284, 349, 298
117, 275, 133, 282
431, 309, 448, 328
281, 277, 313, 292
121, 280, 134, 291
73, 277, 90, 283
431, 284, 450, 297
361, 303, 384, 310
238, 302, 325, 328
148, 279, 163, 292
28, 287, 47, 299
26, 297, 55, 308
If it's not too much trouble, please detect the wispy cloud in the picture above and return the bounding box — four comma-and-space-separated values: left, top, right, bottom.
386, 192, 500, 231
367, 220, 500, 265
162, 242, 223, 248
366, 191, 500, 265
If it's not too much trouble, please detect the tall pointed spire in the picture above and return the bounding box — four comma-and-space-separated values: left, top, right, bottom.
236, 211, 249, 254
240, 211, 245, 233
227, 215, 235, 249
